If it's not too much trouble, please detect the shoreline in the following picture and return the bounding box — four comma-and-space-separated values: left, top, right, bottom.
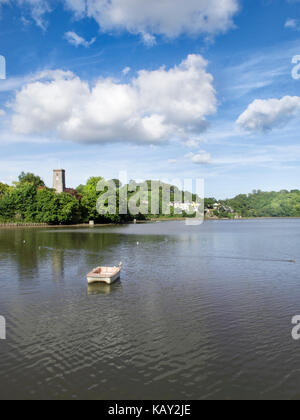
0, 216, 300, 229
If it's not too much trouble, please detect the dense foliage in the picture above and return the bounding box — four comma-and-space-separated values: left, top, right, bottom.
0, 173, 200, 224
220, 190, 300, 218
0, 181, 81, 224
1, 173, 298, 224
18, 172, 45, 188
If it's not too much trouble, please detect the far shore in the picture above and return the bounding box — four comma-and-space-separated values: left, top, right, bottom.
0, 216, 300, 229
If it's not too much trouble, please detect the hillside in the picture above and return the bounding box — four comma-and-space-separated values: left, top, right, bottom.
219, 190, 300, 218
0, 174, 201, 224
2, 173, 300, 224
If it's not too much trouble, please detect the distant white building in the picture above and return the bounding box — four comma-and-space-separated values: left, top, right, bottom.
170, 202, 200, 212
213, 202, 235, 214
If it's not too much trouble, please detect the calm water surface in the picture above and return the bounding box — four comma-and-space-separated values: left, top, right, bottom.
0, 219, 300, 400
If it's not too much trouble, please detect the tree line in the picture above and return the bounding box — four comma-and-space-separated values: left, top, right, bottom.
0, 173, 197, 225
206, 189, 300, 218
1, 173, 298, 224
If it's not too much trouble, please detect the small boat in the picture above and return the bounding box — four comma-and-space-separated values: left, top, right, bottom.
87, 262, 122, 285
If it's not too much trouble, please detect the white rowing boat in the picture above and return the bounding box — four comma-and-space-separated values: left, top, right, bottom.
87, 262, 122, 284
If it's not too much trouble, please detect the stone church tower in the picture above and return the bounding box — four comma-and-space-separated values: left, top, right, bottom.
53, 169, 66, 193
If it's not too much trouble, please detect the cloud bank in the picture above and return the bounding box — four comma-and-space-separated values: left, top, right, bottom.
64, 0, 239, 38
1, 0, 239, 39
10, 54, 217, 145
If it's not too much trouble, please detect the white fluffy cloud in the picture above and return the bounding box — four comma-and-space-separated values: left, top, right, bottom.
65, 31, 96, 47
10, 54, 217, 144
65, 0, 239, 38
236, 96, 300, 132
2, 0, 239, 38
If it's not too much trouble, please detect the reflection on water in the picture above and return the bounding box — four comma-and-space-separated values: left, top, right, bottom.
0, 220, 300, 400
87, 281, 123, 296
52, 248, 65, 281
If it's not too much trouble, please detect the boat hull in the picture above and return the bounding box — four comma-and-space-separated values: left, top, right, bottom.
87, 271, 121, 285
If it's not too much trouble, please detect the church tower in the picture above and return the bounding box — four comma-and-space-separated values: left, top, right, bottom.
53, 169, 66, 193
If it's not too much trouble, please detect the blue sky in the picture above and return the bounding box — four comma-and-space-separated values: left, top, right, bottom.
0, 0, 300, 198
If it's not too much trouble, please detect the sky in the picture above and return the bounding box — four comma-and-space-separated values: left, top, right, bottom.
0, 0, 300, 199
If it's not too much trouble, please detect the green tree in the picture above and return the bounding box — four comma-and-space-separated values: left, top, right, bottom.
18, 172, 45, 188
204, 198, 217, 209
0, 183, 37, 221
35, 188, 81, 224
0, 182, 9, 197
35, 188, 60, 224
57, 192, 81, 224
79, 177, 104, 223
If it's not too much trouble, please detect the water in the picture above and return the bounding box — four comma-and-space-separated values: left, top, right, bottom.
0, 219, 300, 400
